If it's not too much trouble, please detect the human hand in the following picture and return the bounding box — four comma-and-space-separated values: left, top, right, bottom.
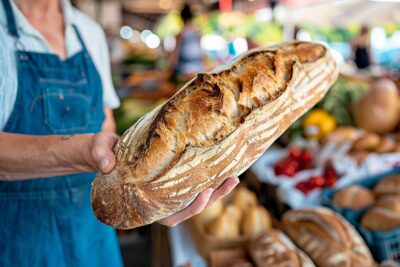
86, 132, 119, 173
158, 177, 240, 227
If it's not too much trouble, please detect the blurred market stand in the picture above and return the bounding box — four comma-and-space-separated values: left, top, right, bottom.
71, 0, 400, 266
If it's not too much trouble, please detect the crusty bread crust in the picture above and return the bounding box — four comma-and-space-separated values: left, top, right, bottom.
283, 208, 374, 267
249, 230, 315, 267
91, 41, 339, 229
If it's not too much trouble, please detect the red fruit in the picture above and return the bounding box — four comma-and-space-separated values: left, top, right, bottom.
295, 181, 309, 194
302, 162, 313, 170
281, 165, 297, 177
300, 150, 313, 164
274, 158, 300, 177
325, 177, 337, 187
324, 166, 337, 179
288, 147, 302, 159
309, 175, 325, 188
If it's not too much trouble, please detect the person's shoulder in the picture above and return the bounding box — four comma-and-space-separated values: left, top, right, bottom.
70, 6, 105, 38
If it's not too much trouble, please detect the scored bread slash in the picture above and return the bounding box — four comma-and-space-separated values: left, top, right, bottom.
91, 41, 339, 229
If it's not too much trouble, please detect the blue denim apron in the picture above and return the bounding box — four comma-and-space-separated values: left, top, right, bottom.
0, 0, 123, 266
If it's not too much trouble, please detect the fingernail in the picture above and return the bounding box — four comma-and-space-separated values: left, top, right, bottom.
234, 177, 240, 184
100, 159, 109, 170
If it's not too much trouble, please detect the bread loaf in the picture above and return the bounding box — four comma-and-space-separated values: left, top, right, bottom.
242, 205, 272, 237
283, 208, 374, 267
361, 207, 400, 232
195, 200, 224, 226
332, 185, 374, 211
91, 41, 339, 229
249, 230, 315, 267
376, 195, 400, 212
207, 213, 240, 238
374, 175, 400, 197
232, 187, 258, 212
361, 195, 400, 232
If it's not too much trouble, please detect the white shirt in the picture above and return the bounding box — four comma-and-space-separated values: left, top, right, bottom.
0, 0, 120, 130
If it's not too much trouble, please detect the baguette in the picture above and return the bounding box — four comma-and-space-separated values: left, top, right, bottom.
91, 41, 339, 229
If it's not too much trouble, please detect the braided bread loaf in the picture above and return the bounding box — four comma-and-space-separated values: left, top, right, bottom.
91, 41, 339, 229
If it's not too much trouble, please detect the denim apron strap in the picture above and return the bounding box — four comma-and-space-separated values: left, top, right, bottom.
72, 25, 88, 51
1, 0, 20, 38
0, 2, 122, 266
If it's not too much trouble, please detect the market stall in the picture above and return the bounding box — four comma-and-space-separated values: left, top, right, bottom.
5, 0, 398, 266
102, 0, 400, 265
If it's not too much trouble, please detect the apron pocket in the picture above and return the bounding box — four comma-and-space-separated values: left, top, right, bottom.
43, 87, 91, 134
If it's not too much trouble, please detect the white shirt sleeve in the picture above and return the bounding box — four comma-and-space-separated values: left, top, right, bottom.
73, 10, 121, 110
96, 28, 121, 109
0, 24, 18, 130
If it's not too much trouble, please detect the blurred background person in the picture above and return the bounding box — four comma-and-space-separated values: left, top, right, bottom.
168, 3, 204, 83
350, 25, 373, 70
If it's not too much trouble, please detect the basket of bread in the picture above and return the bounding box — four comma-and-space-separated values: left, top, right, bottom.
189, 186, 273, 259
192, 202, 378, 267
322, 167, 400, 263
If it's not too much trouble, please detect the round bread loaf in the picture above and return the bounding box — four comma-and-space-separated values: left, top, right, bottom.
377, 195, 400, 212
332, 185, 374, 210
374, 175, 400, 197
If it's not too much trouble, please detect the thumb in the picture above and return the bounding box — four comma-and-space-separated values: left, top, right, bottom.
91, 133, 118, 173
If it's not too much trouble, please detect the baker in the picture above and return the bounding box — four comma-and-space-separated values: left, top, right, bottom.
0, 0, 239, 266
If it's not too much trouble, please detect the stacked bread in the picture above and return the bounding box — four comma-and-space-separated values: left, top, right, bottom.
362, 175, 400, 232
331, 174, 400, 232
91, 41, 339, 229
327, 127, 400, 164
196, 186, 272, 239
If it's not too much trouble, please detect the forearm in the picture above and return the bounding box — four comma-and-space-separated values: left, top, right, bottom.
0, 132, 95, 180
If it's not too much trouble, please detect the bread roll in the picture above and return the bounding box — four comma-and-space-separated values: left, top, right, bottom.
374, 175, 400, 197
195, 200, 224, 226
225, 204, 243, 224
352, 133, 381, 151
91, 41, 339, 229
326, 127, 363, 144
249, 230, 315, 267
233, 187, 258, 211
242, 205, 272, 237
283, 208, 374, 267
361, 207, 400, 232
376, 195, 400, 212
375, 137, 396, 153
332, 185, 374, 210
207, 213, 240, 238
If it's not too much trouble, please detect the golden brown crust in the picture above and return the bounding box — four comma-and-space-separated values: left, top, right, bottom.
91, 41, 339, 229
352, 133, 381, 151
361, 206, 400, 232
332, 186, 375, 211
374, 175, 400, 197
376, 195, 400, 212
283, 208, 374, 267
249, 230, 315, 267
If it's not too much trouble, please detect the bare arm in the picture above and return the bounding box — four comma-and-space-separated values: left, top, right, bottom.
0, 132, 118, 180
102, 107, 117, 132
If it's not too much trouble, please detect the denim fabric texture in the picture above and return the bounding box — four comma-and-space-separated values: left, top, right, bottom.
0, 0, 123, 266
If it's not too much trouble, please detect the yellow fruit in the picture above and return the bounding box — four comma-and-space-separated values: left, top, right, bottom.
303, 109, 337, 139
